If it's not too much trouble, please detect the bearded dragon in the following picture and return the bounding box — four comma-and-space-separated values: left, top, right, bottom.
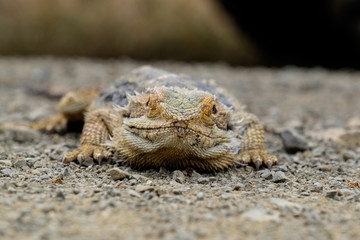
33, 66, 277, 172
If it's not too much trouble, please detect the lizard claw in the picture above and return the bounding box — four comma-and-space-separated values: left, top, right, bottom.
107, 155, 113, 164
78, 154, 83, 165
237, 150, 277, 170
255, 160, 261, 171
97, 155, 103, 165
267, 162, 272, 169
61, 155, 66, 164
62, 144, 113, 165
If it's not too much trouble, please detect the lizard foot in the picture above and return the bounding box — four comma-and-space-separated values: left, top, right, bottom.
62, 144, 112, 165
29, 114, 67, 132
238, 150, 277, 170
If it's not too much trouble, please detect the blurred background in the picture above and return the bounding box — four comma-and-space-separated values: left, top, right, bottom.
0, 0, 360, 69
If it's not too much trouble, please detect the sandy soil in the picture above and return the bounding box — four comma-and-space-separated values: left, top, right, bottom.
0, 57, 360, 240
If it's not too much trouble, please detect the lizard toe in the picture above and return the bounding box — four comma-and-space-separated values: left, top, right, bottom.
250, 152, 262, 170
77, 154, 85, 165
240, 152, 251, 164
93, 147, 113, 164
63, 148, 82, 164
61, 155, 66, 164
237, 150, 277, 170
63, 145, 112, 165
263, 153, 277, 169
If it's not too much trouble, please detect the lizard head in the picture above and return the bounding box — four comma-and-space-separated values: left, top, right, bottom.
112, 87, 239, 171
58, 88, 101, 117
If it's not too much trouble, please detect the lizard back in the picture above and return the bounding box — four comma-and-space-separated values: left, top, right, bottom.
92, 66, 238, 111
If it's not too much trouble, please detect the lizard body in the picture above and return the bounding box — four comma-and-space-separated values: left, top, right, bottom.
35, 66, 277, 171
29, 87, 101, 132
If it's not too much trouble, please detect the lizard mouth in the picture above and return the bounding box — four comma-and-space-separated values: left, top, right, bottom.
121, 119, 231, 149
126, 125, 211, 138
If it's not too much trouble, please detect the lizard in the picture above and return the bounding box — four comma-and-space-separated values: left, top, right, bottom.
32, 66, 277, 172
29, 87, 102, 132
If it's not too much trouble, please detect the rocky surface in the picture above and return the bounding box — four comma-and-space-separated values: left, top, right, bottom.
0, 57, 360, 239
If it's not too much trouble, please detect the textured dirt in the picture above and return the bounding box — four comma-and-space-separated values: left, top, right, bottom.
0, 57, 360, 240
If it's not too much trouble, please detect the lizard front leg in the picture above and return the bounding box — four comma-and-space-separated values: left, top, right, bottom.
62, 108, 117, 165
29, 87, 101, 132
235, 112, 277, 170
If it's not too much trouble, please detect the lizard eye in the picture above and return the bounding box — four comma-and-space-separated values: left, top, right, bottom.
146, 98, 150, 107
212, 104, 217, 114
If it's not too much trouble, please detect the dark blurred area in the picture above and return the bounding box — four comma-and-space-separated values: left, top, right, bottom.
1, 0, 360, 69
220, 0, 360, 68
0, 0, 258, 65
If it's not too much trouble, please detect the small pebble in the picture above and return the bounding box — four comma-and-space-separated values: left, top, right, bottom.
280, 129, 308, 154
233, 184, 244, 191
0, 168, 12, 175
355, 203, 360, 211
0, 160, 12, 167
82, 157, 94, 167
197, 177, 210, 184
55, 191, 65, 201
93, 188, 102, 194
13, 159, 28, 169
155, 187, 167, 196
342, 150, 356, 161
128, 189, 141, 198
260, 169, 272, 179
135, 185, 155, 193
39, 174, 49, 180
326, 190, 340, 200
312, 182, 323, 193
273, 171, 287, 183
107, 168, 130, 181
129, 179, 138, 185
33, 160, 47, 169
191, 171, 201, 179
339, 188, 354, 197
276, 165, 288, 172
62, 167, 70, 177
172, 188, 184, 195
172, 170, 185, 184
197, 192, 205, 200
241, 208, 280, 222
221, 193, 232, 200
72, 189, 80, 195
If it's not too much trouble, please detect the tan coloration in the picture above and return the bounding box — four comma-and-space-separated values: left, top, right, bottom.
63, 108, 117, 164
347, 180, 360, 188
235, 112, 277, 169
29, 87, 101, 132
52, 176, 64, 184
338, 131, 360, 147
110, 87, 236, 171
60, 67, 277, 172
309, 128, 360, 147
29, 113, 68, 132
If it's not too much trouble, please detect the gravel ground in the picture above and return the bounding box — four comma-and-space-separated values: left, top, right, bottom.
1, 57, 360, 240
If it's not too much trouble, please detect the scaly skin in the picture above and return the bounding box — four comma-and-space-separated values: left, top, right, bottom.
60, 66, 277, 172
29, 87, 102, 132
